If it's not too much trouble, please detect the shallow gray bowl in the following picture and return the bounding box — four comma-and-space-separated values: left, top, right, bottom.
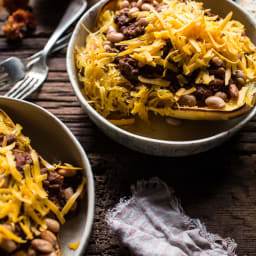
0, 97, 94, 255
67, 0, 256, 157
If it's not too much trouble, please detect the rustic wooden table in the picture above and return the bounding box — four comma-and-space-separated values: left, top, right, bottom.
1, 1, 256, 255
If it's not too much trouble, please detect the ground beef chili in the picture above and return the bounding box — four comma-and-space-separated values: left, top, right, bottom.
116, 50, 241, 105
13, 149, 33, 172
114, 9, 145, 40
0, 154, 82, 255
112, 31, 233, 105
119, 20, 145, 39
117, 56, 140, 83
41, 166, 82, 212
0, 110, 86, 256
194, 85, 214, 105
113, 4, 245, 107
114, 9, 130, 27
0, 134, 16, 146
162, 39, 173, 58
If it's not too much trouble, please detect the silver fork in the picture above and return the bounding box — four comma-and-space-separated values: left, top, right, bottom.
0, 58, 25, 90
5, 0, 87, 100
0, 33, 71, 90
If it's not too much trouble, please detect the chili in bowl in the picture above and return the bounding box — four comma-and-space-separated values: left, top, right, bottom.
0, 97, 94, 256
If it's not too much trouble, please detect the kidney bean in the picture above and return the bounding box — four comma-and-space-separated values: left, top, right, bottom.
0, 239, 17, 253
64, 187, 74, 201
40, 230, 57, 246
122, 7, 130, 13
141, 3, 152, 11
103, 41, 116, 52
212, 56, 224, 67
64, 187, 77, 211
104, 41, 111, 46
103, 45, 111, 51
103, 42, 112, 51
229, 83, 239, 98
32, 239, 54, 254
179, 94, 197, 107
58, 169, 77, 177
136, 0, 143, 7
205, 96, 226, 109
215, 67, 225, 79
128, 7, 139, 16
153, 0, 159, 6
236, 77, 245, 87
107, 32, 124, 43
235, 70, 246, 80
46, 218, 60, 233
28, 247, 37, 256
137, 17, 149, 26
156, 4, 167, 11
165, 117, 183, 127
215, 91, 228, 101
107, 26, 116, 34
131, 2, 138, 8
210, 78, 224, 90
120, 0, 130, 9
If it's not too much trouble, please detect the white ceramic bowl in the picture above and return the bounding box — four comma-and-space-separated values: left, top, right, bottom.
67, 0, 256, 157
0, 97, 94, 256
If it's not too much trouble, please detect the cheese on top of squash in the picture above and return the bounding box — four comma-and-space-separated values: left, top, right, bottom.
0, 110, 86, 243
76, 0, 256, 123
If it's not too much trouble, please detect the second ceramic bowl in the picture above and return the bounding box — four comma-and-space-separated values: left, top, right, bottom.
0, 97, 95, 256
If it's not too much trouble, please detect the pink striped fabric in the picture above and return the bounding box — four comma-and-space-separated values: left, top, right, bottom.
106, 177, 237, 256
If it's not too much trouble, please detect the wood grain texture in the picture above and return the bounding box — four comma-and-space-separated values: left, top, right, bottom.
1, 2, 256, 255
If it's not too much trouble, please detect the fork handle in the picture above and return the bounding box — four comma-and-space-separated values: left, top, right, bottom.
41, 0, 87, 58
26, 33, 71, 63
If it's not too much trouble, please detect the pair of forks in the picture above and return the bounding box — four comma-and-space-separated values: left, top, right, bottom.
0, 0, 87, 100
0, 33, 70, 91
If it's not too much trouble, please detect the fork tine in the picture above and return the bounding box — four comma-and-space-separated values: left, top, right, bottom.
8, 77, 36, 99
5, 76, 33, 97
14, 79, 39, 99
16, 80, 41, 100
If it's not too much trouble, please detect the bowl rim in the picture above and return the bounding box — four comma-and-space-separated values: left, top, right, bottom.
0, 96, 95, 256
67, 0, 256, 148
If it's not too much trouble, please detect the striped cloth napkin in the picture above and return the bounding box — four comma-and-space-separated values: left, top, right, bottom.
106, 177, 238, 256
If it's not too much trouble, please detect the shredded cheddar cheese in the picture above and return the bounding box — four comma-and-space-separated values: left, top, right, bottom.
76, 0, 256, 123
0, 110, 86, 251
68, 240, 81, 250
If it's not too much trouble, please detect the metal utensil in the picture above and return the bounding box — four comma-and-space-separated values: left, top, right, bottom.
0, 58, 26, 90
0, 33, 71, 90
5, 0, 87, 100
